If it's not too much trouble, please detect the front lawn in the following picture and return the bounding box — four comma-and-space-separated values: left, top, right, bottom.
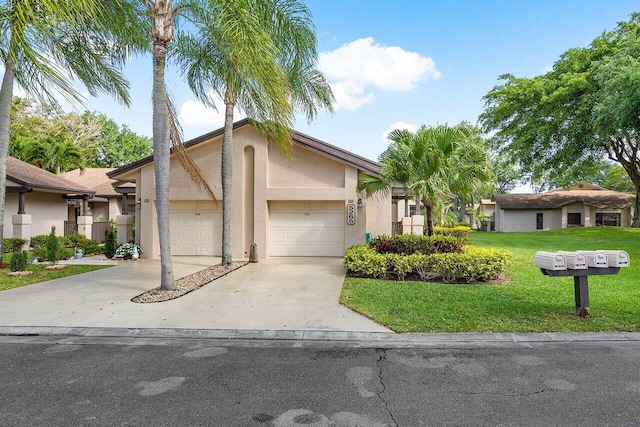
0, 264, 111, 291
341, 227, 640, 333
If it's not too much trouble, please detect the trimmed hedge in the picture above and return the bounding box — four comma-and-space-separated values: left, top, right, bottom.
30, 233, 100, 256
433, 225, 470, 242
369, 233, 464, 255
2, 238, 27, 253
344, 244, 511, 283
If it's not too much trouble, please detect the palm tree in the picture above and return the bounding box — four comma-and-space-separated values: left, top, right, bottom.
176, 0, 333, 265
0, 0, 145, 254
359, 124, 488, 236
22, 136, 86, 174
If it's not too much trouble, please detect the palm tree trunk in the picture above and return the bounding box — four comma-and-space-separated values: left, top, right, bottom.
151, 28, 175, 290
403, 188, 409, 217
221, 100, 234, 265
424, 201, 435, 236
0, 59, 15, 255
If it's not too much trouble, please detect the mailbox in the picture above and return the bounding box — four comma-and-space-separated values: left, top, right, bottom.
576, 250, 608, 268
556, 251, 588, 270
602, 250, 630, 267
534, 251, 567, 270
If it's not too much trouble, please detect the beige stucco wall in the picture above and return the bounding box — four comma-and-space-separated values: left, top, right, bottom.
3, 191, 67, 239
497, 209, 561, 232
131, 126, 382, 259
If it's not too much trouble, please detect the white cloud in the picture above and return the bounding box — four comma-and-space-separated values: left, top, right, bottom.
179, 91, 245, 130
318, 37, 440, 110
382, 121, 418, 141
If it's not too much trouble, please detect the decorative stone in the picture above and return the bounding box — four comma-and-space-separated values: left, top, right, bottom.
7, 271, 34, 277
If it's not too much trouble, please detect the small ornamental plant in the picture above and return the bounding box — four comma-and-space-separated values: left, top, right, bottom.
103, 228, 117, 258
45, 226, 61, 264
114, 242, 142, 260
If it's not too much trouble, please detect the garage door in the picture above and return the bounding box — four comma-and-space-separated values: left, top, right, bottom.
269, 201, 344, 256
170, 201, 221, 255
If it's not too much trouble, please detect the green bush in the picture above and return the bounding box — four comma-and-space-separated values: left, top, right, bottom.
433, 226, 470, 242
75, 237, 100, 255
9, 251, 28, 272
431, 246, 512, 283
45, 226, 61, 264
344, 245, 387, 278
29, 234, 49, 251
369, 234, 464, 255
2, 238, 27, 253
103, 228, 117, 258
344, 243, 511, 283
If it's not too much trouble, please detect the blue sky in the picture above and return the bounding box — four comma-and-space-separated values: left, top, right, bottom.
82, 1, 639, 163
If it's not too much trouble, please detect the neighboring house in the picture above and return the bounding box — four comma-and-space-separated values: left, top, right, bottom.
3, 156, 94, 241
63, 168, 136, 242
494, 183, 633, 232
63, 168, 135, 221
108, 119, 391, 259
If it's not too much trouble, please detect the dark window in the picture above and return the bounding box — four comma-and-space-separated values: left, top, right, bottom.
536, 213, 543, 230
596, 212, 621, 227
567, 213, 581, 226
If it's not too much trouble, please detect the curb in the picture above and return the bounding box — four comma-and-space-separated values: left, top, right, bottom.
2, 326, 640, 348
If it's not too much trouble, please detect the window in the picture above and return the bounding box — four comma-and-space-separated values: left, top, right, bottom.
567, 213, 581, 226
596, 212, 621, 227
536, 213, 543, 230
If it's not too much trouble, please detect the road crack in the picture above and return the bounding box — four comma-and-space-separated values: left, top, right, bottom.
375, 349, 399, 427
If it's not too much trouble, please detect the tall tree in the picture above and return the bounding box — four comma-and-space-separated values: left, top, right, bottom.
0, 0, 145, 254
481, 13, 640, 226
176, 0, 333, 265
21, 136, 85, 174
359, 124, 490, 236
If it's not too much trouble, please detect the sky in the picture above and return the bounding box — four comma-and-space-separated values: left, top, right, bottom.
79, 1, 639, 166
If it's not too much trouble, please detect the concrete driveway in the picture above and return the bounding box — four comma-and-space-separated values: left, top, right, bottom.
0, 257, 390, 332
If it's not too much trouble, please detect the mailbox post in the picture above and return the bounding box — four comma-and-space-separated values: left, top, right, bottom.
535, 250, 629, 318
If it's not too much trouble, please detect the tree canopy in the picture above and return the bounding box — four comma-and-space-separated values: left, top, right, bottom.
358, 124, 493, 236
480, 13, 640, 226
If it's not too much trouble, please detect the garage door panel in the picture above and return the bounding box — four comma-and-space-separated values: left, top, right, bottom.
170, 201, 220, 256
269, 201, 344, 257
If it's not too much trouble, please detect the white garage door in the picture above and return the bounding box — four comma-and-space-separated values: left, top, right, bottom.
170, 201, 221, 255
269, 201, 345, 256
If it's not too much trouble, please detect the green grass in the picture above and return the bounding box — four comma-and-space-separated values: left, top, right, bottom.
341, 227, 640, 333
0, 264, 112, 291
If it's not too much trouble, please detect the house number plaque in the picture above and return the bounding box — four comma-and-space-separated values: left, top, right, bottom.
346, 203, 356, 225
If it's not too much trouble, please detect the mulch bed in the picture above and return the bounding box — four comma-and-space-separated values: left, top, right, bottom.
131, 261, 248, 303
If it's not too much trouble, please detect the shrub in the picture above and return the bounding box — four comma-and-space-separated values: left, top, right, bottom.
369, 234, 464, 255
344, 245, 387, 278
45, 226, 61, 264
29, 235, 49, 251
9, 251, 28, 272
344, 243, 511, 283
63, 233, 85, 247
103, 228, 117, 258
433, 226, 470, 242
75, 237, 100, 255
2, 238, 27, 253
115, 242, 142, 260
430, 246, 512, 283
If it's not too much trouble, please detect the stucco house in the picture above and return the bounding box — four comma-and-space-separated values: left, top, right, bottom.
107, 119, 391, 259
494, 183, 633, 232
3, 156, 94, 241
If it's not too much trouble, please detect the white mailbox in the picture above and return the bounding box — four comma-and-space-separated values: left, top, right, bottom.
534, 251, 567, 270
556, 251, 588, 270
576, 250, 608, 268
602, 250, 630, 267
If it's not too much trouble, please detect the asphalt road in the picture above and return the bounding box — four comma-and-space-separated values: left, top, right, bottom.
2, 336, 640, 427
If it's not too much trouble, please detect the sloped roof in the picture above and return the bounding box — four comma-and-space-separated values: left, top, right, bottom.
63, 168, 118, 197
495, 188, 632, 210
108, 119, 380, 179
6, 156, 94, 195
